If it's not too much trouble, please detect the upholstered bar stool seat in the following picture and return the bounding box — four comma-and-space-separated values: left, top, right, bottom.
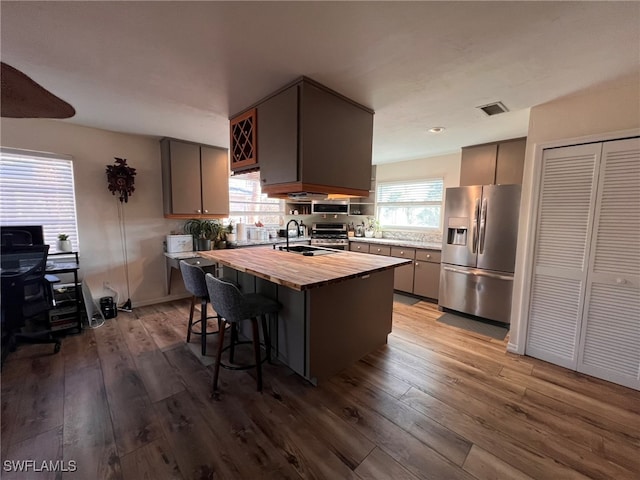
179, 260, 221, 356
205, 273, 280, 392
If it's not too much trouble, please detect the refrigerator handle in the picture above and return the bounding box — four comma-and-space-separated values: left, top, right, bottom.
479, 198, 488, 254
472, 198, 480, 254
443, 265, 513, 281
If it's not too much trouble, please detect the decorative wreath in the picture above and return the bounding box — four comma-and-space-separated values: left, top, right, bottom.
106, 157, 136, 203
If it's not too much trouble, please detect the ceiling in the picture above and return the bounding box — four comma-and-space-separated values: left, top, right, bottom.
2, 1, 639, 164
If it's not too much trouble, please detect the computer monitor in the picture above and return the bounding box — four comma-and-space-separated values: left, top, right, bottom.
0, 225, 45, 246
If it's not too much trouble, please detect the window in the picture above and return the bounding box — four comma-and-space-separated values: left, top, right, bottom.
0, 148, 80, 253
376, 178, 444, 229
228, 171, 284, 225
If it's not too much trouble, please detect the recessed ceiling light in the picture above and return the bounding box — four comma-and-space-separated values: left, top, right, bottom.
429, 127, 445, 133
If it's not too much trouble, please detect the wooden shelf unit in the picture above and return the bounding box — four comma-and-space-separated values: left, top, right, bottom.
230, 108, 258, 172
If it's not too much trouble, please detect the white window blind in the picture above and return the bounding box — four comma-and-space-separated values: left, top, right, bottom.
0, 148, 80, 253
228, 171, 284, 226
376, 178, 444, 229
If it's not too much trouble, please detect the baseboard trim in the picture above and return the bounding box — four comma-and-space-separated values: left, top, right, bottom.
506, 341, 521, 354
133, 293, 191, 308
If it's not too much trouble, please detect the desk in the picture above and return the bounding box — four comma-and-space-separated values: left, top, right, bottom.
164, 252, 216, 295
46, 252, 81, 332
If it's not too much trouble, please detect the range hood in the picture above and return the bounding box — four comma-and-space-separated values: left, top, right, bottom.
287, 192, 329, 201
231, 77, 374, 198
285, 191, 364, 201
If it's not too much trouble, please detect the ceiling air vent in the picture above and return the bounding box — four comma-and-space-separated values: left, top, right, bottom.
477, 101, 509, 116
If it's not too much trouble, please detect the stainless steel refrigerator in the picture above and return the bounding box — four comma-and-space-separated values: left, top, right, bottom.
438, 184, 521, 324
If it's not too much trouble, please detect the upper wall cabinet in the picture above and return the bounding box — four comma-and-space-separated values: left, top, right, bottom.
229, 108, 257, 172
160, 138, 229, 219
230, 76, 374, 197
460, 137, 526, 186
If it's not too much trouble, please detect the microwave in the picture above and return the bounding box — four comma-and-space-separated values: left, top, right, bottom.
311, 200, 349, 215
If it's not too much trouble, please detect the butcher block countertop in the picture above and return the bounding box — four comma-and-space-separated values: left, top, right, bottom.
198, 246, 411, 291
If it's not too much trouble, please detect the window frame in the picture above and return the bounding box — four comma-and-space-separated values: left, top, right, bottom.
227, 170, 284, 226
0, 147, 80, 253
375, 178, 444, 231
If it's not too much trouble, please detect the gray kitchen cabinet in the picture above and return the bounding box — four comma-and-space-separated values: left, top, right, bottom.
349, 242, 369, 253
257, 85, 299, 186
349, 241, 441, 300
413, 249, 441, 300
460, 137, 526, 186
391, 247, 415, 292
495, 137, 527, 185
241, 77, 373, 197
460, 143, 497, 186
350, 242, 369, 253
161, 138, 229, 219
369, 245, 391, 256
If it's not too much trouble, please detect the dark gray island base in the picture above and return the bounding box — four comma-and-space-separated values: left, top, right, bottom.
199, 247, 409, 384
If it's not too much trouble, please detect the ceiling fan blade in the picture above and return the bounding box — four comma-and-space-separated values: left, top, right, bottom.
1, 62, 75, 118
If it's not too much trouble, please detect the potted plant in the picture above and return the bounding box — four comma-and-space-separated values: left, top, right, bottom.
373, 219, 383, 238
57, 233, 72, 252
183, 219, 215, 251
209, 220, 225, 249
364, 217, 376, 238
225, 220, 236, 243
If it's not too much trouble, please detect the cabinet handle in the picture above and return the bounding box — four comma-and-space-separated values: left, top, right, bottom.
377, 248, 381, 252
426, 254, 431, 259
196, 209, 201, 213
204, 210, 209, 213
415, 262, 419, 266
262, 178, 267, 183
400, 251, 404, 255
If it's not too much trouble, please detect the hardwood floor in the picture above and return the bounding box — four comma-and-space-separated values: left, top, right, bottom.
1, 298, 638, 479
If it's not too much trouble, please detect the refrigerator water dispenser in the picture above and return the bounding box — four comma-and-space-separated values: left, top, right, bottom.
446, 217, 469, 246
448, 228, 468, 246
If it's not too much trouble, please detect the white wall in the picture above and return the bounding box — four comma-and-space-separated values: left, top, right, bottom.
1, 119, 188, 306
509, 71, 640, 353
376, 152, 461, 188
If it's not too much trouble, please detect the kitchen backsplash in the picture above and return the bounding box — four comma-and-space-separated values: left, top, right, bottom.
380, 230, 443, 244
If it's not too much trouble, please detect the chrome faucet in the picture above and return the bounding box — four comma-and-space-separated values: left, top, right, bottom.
285, 219, 299, 252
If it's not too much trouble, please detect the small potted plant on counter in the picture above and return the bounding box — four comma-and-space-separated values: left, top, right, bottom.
225, 220, 236, 243
57, 233, 72, 252
373, 219, 383, 238
364, 217, 376, 238
209, 220, 225, 249
183, 219, 215, 251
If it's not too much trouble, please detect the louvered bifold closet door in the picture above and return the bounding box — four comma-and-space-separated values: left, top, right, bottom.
577, 137, 640, 390
525, 144, 601, 369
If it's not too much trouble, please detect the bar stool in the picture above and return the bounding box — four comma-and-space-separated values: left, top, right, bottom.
179, 260, 221, 356
205, 273, 280, 392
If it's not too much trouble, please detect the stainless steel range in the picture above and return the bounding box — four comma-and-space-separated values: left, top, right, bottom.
310, 223, 349, 250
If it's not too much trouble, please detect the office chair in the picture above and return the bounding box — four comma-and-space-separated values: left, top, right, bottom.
1, 244, 61, 366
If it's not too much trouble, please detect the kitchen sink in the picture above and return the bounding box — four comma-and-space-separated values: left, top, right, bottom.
278, 245, 338, 256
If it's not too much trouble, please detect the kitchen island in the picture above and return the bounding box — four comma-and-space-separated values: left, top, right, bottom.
199, 246, 410, 384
